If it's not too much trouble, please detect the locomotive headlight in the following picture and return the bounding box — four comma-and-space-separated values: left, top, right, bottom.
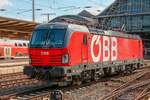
62, 54, 69, 64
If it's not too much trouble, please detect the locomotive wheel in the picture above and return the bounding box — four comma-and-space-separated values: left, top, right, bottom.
116, 66, 122, 74
103, 67, 111, 76
76, 80, 82, 86
137, 63, 141, 69
72, 76, 82, 86
124, 65, 133, 74
24, 66, 35, 78
93, 73, 99, 81
93, 70, 101, 81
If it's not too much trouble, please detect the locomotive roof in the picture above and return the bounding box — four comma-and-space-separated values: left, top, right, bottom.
35, 22, 89, 32
35, 22, 141, 40
89, 28, 141, 40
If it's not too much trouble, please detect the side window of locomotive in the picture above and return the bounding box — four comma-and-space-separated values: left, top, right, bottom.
83, 35, 87, 45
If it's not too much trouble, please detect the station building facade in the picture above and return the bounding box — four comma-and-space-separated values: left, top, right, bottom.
97, 0, 150, 58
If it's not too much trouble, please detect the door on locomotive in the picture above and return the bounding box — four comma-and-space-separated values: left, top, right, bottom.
4, 47, 11, 58
82, 34, 88, 63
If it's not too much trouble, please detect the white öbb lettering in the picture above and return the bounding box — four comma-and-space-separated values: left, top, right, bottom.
91, 35, 117, 62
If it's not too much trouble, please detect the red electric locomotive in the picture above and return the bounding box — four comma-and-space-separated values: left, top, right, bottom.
24, 22, 143, 86
0, 39, 29, 59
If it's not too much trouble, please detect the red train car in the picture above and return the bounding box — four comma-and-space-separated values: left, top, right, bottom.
0, 39, 29, 59
24, 23, 143, 86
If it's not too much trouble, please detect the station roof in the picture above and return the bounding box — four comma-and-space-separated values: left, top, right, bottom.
50, 15, 99, 27
0, 16, 38, 33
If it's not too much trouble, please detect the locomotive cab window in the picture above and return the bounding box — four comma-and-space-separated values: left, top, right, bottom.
83, 34, 87, 45
30, 28, 66, 48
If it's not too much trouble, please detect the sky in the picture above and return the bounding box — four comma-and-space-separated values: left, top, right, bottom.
0, 0, 115, 22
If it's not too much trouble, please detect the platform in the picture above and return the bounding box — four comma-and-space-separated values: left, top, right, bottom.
0, 59, 28, 67
0, 59, 29, 75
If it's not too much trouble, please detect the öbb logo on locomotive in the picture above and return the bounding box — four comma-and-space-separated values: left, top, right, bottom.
91, 35, 117, 62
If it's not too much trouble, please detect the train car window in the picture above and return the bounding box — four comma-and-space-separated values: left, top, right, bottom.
23, 43, 26, 47
15, 43, 17, 47
83, 35, 87, 45
18, 43, 22, 47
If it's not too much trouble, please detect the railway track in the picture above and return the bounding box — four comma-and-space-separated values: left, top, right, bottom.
99, 71, 150, 100
10, 88, 53, 100
0, 71, 53, 99
5, 66, 150, 100
0, 72, 24, 80
0, 82, 50, 100
0, 77, 38, 89
62, 68, 150, 100
0, 72, 42, 99
62, 63, 150, 100
0, 61, 149, 100
134, 84, 150, 100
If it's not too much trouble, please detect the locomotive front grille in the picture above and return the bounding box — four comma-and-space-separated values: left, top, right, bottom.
31, 54, 62, 66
